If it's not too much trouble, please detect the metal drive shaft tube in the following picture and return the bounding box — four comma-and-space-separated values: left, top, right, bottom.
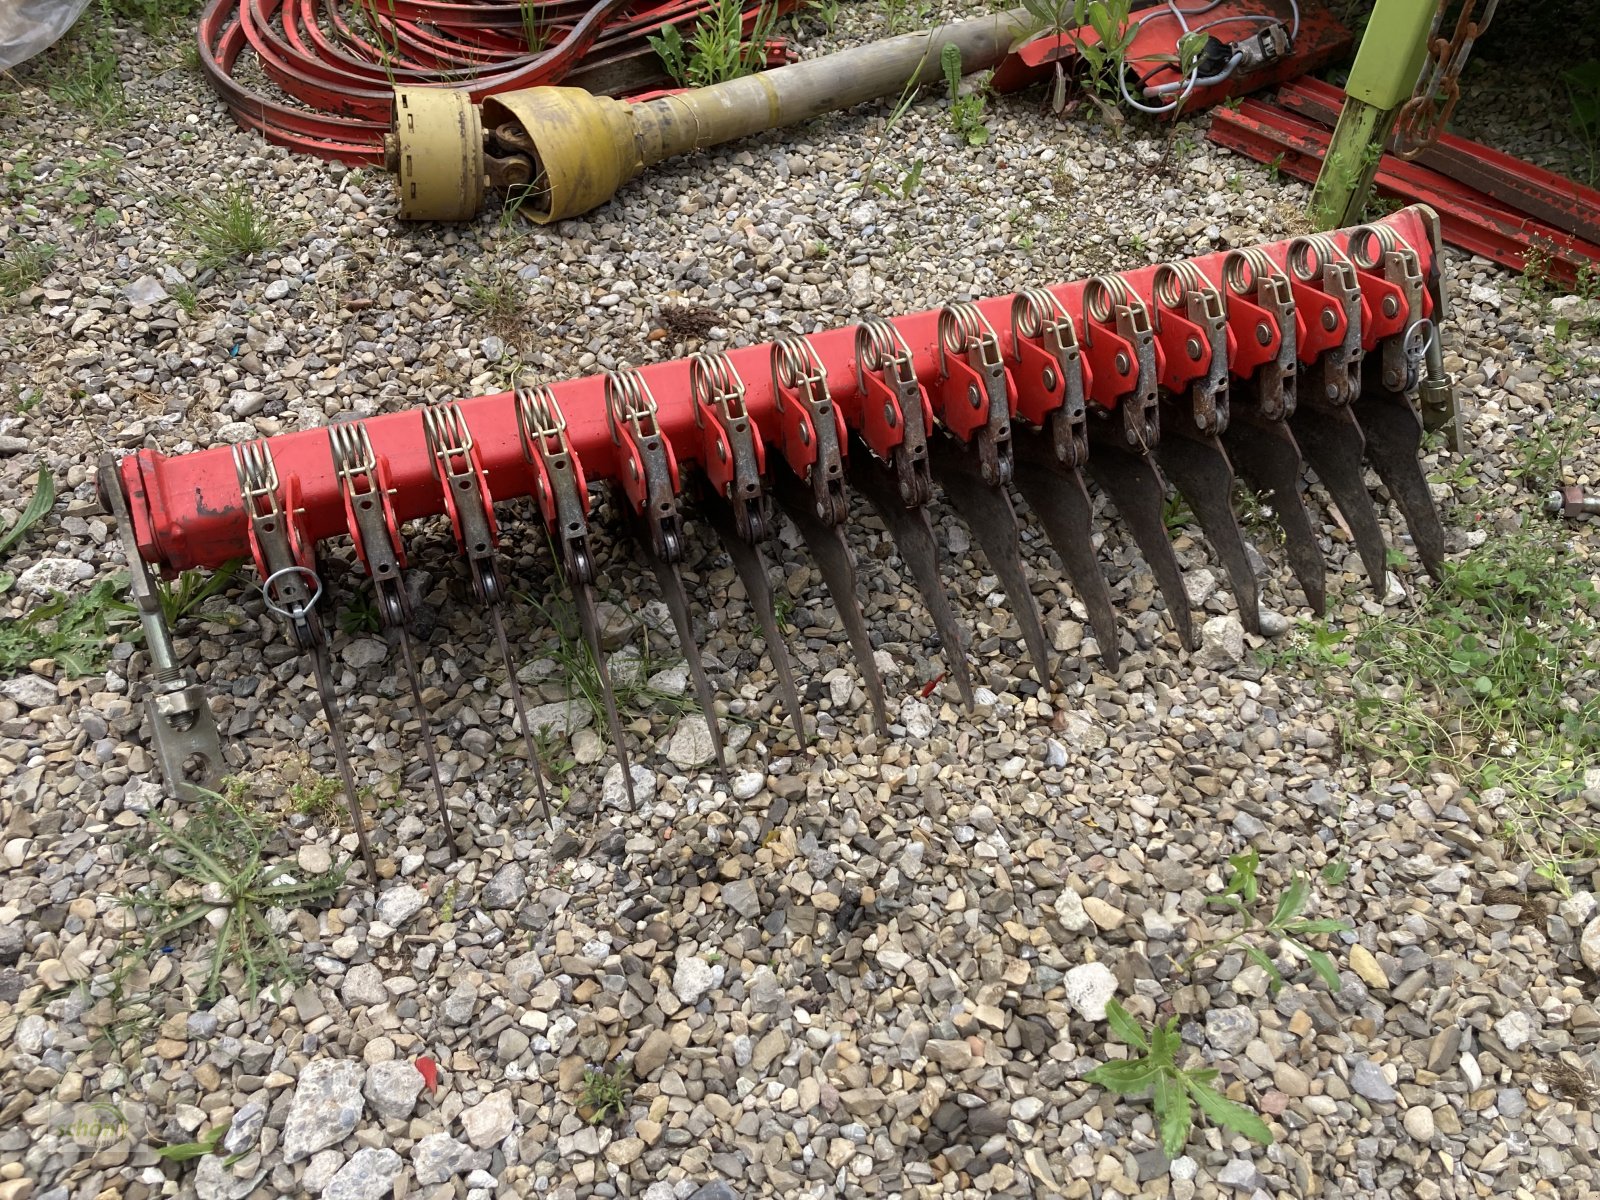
393, 8, 1030, 221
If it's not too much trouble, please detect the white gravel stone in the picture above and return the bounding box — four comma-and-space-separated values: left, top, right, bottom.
1, 674, 57, 708
374, 884, 425, 928
282, 1059, 365, 1163
1054, 889, 1090, 933
324, 1147, 403, 1200
666, 715, 718, 768
460, 1091, 515, 1149
17, 557, 93, 594
1063, 962, 1118, 1021
364, 1060, 424, 1120
673, 956, 719, 1005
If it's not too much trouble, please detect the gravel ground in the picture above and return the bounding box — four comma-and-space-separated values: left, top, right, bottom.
3, 5, 1600, 1200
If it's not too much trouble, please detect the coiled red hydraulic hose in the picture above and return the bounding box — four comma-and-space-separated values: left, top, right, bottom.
197, 0, 796, 163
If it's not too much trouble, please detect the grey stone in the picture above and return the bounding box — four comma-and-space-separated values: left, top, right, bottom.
525, 698, 593, 740
603, 762, 656, 809
1581, 915, 1600, 972
194, 1153, 267, 1200
1195, 615, 1245, 670
412, 1133, 470, 1185
1497, 1087, 1527, 1118
482, 863, 527, 910
222, 1102, 266, 1155
374, 884, 425, 928
324, 1147, 403, 1200
441, 984, 479, 1026
341, 964, 387, 1008
364, 1060, 424, 1120
687, 1185, 740, 1200
17, 557, 93, 596
722, 878, 760, 919
302, 1149, 345, 1194
1204, 1007, 1259, 1055
123, 275, 168, 306
341, 638, 388, 669
666, 715, 717, 769
1, 675, 58, 709
1494, 1010, 1534, 1050
673, 957, 718, 1004
1054, 889, 1090, 933
1349, 1059, 1397, 1103
282, 1059, 365, 1163
1216, 1159, 1260, 1190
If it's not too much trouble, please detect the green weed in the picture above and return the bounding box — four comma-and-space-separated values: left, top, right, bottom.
1563, 60, 1600, 186
1087, 1000, 1274, 1155
460, 268, 529, 340
339, 586, 383, 636
806, 0, 842, 31
48, 25, 125, 124
127, 778, 348, 1002
1182, 848, 1349, 992
0, 468, 54, 563
518, 586, 693, 744
941, 44, 990, 147
106, 0, 203, 37
154, 1126, 225, 1162
578, 1062, 632, 1125
157, 561, 242, 627
1333, 529, 1600, 889
0, 577, 131, 678
649, 0, 776, 89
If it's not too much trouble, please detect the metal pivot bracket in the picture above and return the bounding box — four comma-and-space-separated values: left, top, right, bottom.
1290, 235, 1365, 407
607, 369, 687, 560
852, 318, 934, 508
423, 402, 503, 604
1151, 262, 1232, 438
1222, 248, 1300, 421
424, 401, 551, 824
331, 422, 409, 625
517, 383, 639, 805
934, 302, 1014, 487
98, 457, 225, 799
691, 352, 770, 541
1082, 276, 1160, 452
1010, 288, 1088, 470
606, 368, 728, 768
233, 439, 378, 876
771, 336, 849, 527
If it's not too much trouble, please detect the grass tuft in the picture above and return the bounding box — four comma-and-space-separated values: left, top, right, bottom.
188, 185, 287, 267
0, 245, 58, 298
1279, 525, 1600, 893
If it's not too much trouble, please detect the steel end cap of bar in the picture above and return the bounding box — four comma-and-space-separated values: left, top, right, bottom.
390, 87, 486, 222
482, 87, 644, 224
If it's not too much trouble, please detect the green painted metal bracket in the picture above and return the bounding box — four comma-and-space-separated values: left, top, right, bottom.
1309, 0, 1437, 230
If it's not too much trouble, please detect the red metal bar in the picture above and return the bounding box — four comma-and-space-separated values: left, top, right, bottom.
117, 209, 1440, 574
1275, 77, 1600, 245
1209, 102, 1600, 287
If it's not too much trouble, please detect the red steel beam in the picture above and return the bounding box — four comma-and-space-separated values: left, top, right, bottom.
1209, 101, 1600, 287
117, 208, 1441, 574
1275, 77, 1600, 245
